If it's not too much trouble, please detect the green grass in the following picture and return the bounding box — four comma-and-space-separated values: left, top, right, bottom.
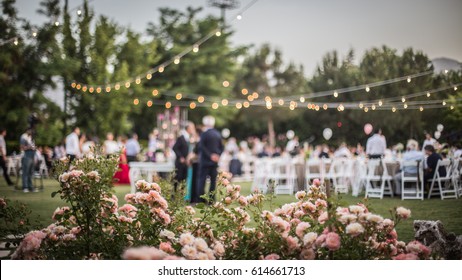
1, 178, 461, 242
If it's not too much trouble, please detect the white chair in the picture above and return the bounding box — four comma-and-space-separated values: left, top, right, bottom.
266, 158, 296, 195
352, 159, 366, 196
326, 158, 349, 194
427, 159, 457, 200
450, 158, 461, 198
251, 158, 270, 193
401, 160, 424, 200
364, 159, 394, 199
305, 159, 323, 188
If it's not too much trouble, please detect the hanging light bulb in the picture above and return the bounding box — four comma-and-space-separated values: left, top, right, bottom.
165, 102, 172, 109
241, 88, 248, 95
174, 57, 180, 64
32, 31, 37, 37
403, 103, 408, 109
212, 102, 219, 109
236, 102, 242, 109
54, 21, 60, 27
323, 104, 328, 110
266, 104, 272, 110
71, 82, 76, 88
147, 100, 153, 107
105, 86, 111, 93
426, 92, 431, 97
278, 99, 284, 106
300, 97, 305, 103
82, 86, 87, 92
252, 92, 259, 99
247, 95, 254, 102
365, 86, 370, 92
265, 96, 272, 103
222, 80, 229, 87
392, 107, 396, 112
89, 87, 94, 93
454, 86, 458, 91
419, 106, 424, 112
236, 14, 242, 20
76, 84, 81, 90
146, 73, 152, 80
77, 9, 82, 16
315, 105, 320, 111
158, 66, 164, 73
190, 102, 196, 109
221, 99, 228, 106
193, 44, 199, 53
359, 103, 364, 109
442, 101, 446, 106
333, 91, 338, 98
364, 107, 369, 112
198, 96, 205, 103
133, 99, 139, 105
115, 83, 120, 90
407, 77, 411, 83
371, 104, 376, 110
125, 82, 131, 88
151, 89, 159, 96
96, 87, 102, 93
175, 93, 182, 100
401, 97, 406, 103
378, 100, 383, 106
243, 101, 250, 108
215, 30, 221, 37
13, 38, 18, 45
135, 77, 141, 84
450, 105, 454, 110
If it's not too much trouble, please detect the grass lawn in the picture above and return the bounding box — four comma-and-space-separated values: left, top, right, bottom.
1, 178, 461, 242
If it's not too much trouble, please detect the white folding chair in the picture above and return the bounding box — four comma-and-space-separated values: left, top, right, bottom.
427, 159, 457, 200
364, 159, 394, 199
305, 159, 323, 188
251, 158, 269, 193
326, 158, 349, 194
266, 158, 296, 195
401, 160, 424, 200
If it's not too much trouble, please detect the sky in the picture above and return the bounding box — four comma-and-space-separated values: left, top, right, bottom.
15, 0, 462, 77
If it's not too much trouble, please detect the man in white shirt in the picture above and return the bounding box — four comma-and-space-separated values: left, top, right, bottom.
366, 128, 386, 159
422, 133, 436, 151
65, 126, 81, 162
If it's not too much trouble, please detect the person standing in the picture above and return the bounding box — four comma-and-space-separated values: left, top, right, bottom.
125, 133, 141, 163
0, 128, 14, 186
65, 126, 81, 162
195, 116, 223, 203
20, 129, 37, 192
103, 132, 119, 158
172, 122, 195, 193
422, 133, 436, 151
366, 128, 386, 159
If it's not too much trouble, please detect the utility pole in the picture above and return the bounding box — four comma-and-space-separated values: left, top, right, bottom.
207, 0, 240, 26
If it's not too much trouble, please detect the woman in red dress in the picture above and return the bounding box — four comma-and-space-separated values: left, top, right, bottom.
113, 138, 130, 185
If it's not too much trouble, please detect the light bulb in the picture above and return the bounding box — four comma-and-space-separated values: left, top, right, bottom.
152, 89, 159, 96
190, 102, 196, 109
419, 106, 423, 112
401, 97, 405, 103
278, 99, 284, 106
333, 91, 338, 98
222, 81, 229, 87
407, 77, 411, 83
236, 103, 242, 109
426, 92, 430, 97
125, 82, 131, 88
198, 96, 205, 103
55, 21, 60, 26
175, 93, 182, 100
193, 44, 199, 53
146, 73, 152, 80
133, 99, 139, 105
365, 86, 370, 92
158, 66, 164, 73
115, 83, 120, 90
77, 10, 82, 16
174, 57, 180, 64
147, 101, 153, 107
212, 102, 219, 109
215, 31, 221, 37
237, 14, 242, 20
243, 101, 250, 108
300, 97, 305, 103
241, 88, 248, 95
221, 99, 228, 106
392, 107, 396, 112
165, 102, 172, 109
105, 86, 111, 93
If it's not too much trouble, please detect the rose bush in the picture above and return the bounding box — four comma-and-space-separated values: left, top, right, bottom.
12, 153, 433, 260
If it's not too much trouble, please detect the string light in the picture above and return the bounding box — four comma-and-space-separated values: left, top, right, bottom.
237, 14, 242, 20
364, 107, 369, 112
212, 102, 219, 109
215, 30, 221, 37
198, 96, 205, 103
323, 104, 328, 110
146, 73, 152, 80
77, 9, 82, 16
105, 86, 111, 93
175, 93, 182, 100
265, 96, 272, 103
252, 92, 259, 99
115, 83, 120, 90
419, 106, 424, 112
96, 87, 102, 93
455, 86, 458, 91
371, 104, 376, 110
300, 97, 305, 103
333, 91, 338, 98
404, 103, 408, 109
190, 102, 196, 109
13, 38, 18, 45
147, 100, 153, 107
315, 105, 320, 111
450, 105, 454, 110
243, 101, 250, 108
165, 102, 172, 109
125, 82, 131, 88
241, 88, 248, 95
82, 86, 87, 92
221, 99, 229, 106
278, 99, 284, 106
89, 87, 94, 93
236, 103, 242, 109
407, 77, 411, 83
135, 77, 141, 84
378, 100, 383, 106
426, 92, 430, 97
76, 84, 81, 90
54, 21, 60, 27
401, 97, 406, 102
392, 107, 396, 112
193, 44, 199, 53
365, 86, 370, 92
133, 99, 139, 105
71, 82, 76, 88
442, 101, 446, 106
359, 103, 364, 109
222, 81, 229, 87
247, 95, 254, 101
174, 57, 180, 64
32, 31, 37, 37
158, 66, 164, 73
152, 89, 159, 96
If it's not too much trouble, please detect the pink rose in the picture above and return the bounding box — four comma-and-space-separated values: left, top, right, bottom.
325, 232, 341, 251
295, 222, 311, 238
300, 248, 316, 260
393, 253, 419, 260
264, 253, 280, 260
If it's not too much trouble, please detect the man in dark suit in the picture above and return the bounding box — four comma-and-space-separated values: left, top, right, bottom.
195, 116, 223, 203
172, 122, 194, 193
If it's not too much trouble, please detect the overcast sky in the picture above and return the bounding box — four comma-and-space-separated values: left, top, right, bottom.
16, 0, 462, 76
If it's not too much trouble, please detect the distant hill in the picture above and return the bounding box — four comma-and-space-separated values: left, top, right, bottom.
431, 57, 461, 73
